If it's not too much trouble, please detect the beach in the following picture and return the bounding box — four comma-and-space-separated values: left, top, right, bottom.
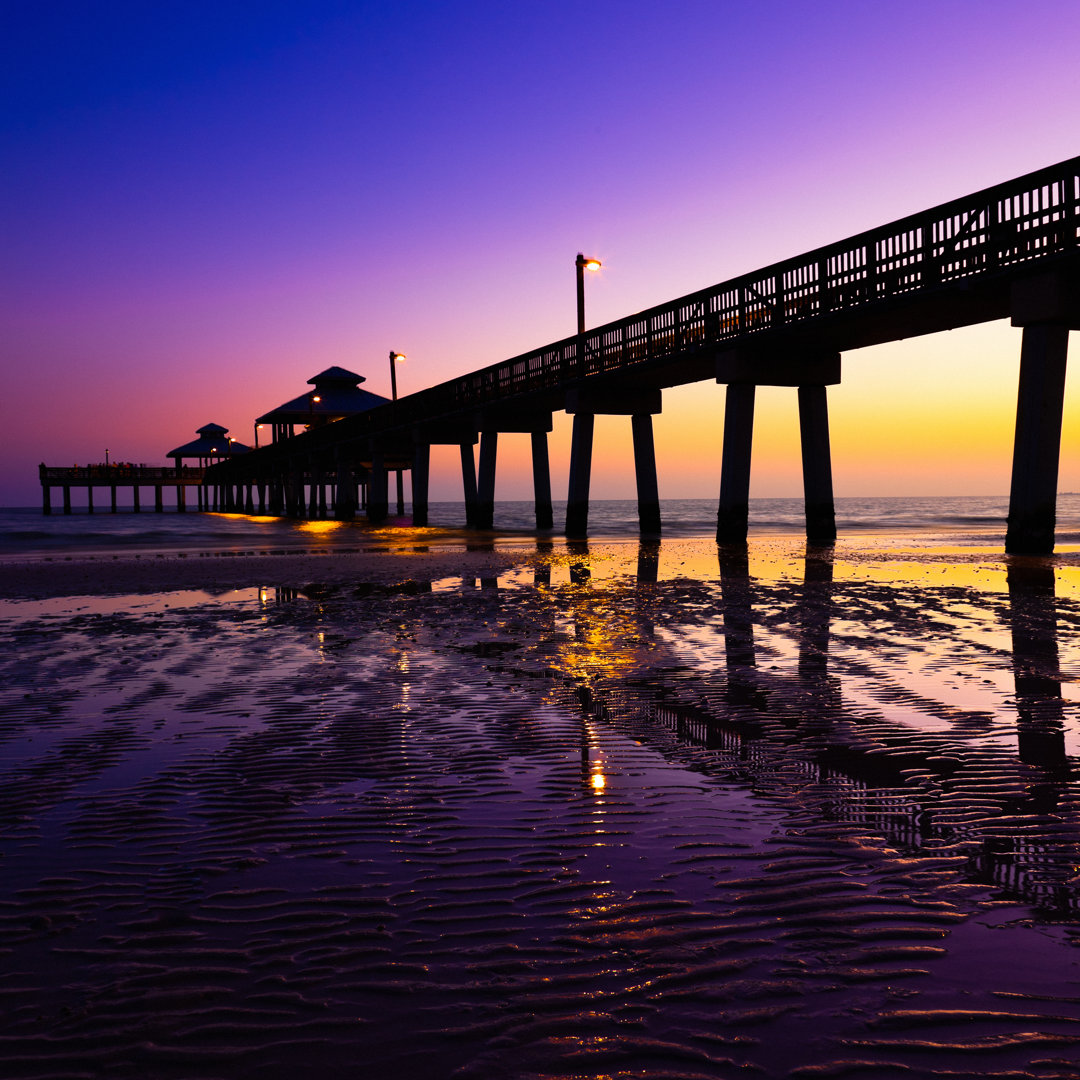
2, 525, 1080, 1079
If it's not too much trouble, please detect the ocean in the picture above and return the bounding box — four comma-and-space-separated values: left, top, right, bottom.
4, 493, 1079, 559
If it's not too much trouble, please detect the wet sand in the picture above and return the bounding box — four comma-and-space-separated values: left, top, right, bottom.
2, 535, 1080, 1078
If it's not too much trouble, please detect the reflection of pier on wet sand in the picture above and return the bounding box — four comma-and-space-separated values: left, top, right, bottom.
3, 536, 1080, 1077
533, 542, 1080, 916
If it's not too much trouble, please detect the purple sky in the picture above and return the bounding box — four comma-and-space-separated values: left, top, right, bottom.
4, 1, 1079, 507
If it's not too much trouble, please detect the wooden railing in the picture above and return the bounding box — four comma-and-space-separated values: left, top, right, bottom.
222, 155, 1080, 462
40, 465, 206, 484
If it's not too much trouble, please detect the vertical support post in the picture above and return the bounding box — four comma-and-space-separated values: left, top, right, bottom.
368, 453, 389, 523
87, 486, 94, 514
335, 456, 357, 521
460, 443, 478, 526
531, 430, 554, 530
63, 486, 71, 514
395, 470, 405, 516
110, 485, 118, 513
154, 485, 164, 512
631, 413, 661, 536
133, 485, 141, 512
245, 484, 255, 514
716, 384, 755, 544
1006, 324, 1070, 554
476, 431, 498, 529
177, 486, 186, 512
257, 481, 266, 515
798, 385, 837, 543
565, 412, 595, 539
43, 485, 52, 515
412, 444, 430, 526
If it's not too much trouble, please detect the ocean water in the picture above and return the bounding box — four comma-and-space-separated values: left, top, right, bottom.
3, 494, 1080, 559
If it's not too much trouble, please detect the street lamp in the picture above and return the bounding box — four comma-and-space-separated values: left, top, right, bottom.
575, 253, 601, 334
389, 351, 406, 400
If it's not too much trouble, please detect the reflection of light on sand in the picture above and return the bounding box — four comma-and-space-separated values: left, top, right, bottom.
395, 648, 411, 708
590, 769, 606, 791
297, 520, 347, 537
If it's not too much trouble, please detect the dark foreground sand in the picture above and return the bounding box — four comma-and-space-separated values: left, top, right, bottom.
2, 536, 1080, 1079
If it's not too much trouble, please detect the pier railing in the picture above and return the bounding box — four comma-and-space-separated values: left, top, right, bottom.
226, 155, 1080, 459
40, 465, 206, 484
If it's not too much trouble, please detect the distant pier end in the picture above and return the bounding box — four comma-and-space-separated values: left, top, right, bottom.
39, 464, 206, 515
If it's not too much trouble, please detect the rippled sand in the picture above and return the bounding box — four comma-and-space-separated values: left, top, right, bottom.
2, 535, 1080, 1078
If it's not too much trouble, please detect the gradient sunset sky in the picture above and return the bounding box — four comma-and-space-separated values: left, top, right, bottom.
4, 1, 1079, 507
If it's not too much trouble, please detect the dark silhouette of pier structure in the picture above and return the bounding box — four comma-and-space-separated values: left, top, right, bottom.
39, 464, 206, 514
204, 157, 1076, 552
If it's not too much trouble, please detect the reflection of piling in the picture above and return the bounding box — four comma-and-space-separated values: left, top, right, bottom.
718, 546, 754, 669
534, 539, 553, 587
798, 543, 835, 680
1007, 560, 1067, 768
568, 541, 590, 585
636, 540, 660, 585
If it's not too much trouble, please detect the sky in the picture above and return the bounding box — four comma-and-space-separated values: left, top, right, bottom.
3, 0, 1079, 507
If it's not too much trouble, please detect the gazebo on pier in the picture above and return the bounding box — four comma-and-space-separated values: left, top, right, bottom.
255, 367, 390, 444
167, 423, 251, 511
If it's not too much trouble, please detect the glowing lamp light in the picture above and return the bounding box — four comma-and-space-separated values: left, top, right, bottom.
583, 258, 601, 272
312, 395, 321, 403
389, 350, 406, 401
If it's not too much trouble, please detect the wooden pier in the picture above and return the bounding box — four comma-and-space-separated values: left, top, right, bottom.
204, 155, 1080, 553
39, 465, 206, 514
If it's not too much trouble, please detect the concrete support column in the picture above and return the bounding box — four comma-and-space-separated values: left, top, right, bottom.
286, 466, 303, 517
395, 470, 405, 516
531, 430, 554, 530
412, 444, 431, 526
110, 486, 118, 513
154, 485, 164, 513
42, 486, 52, 515
368, 453, 389, 523
133, 485, 142, 512
1006, 323, 1070, 554
460, 443, 478, 526
565, 412, 595, 539
63, 486, 71, 514
87, 486, 94, 514
177, 486, 186, 512
716, 384, 755, 544
631, 413, 661, 537
245, 484, 255, 514
476, 431, 498, 529
335, 458, 357, 521
257, 481, 266, 515
308, 461, 320, 518
798, 385, 837, 543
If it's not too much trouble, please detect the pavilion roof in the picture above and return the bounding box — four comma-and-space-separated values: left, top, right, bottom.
168, 423, 251, 460
255, 368, 390, 425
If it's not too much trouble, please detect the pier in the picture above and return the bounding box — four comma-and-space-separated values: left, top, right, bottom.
39, 464, 205, 514
48, 157, 1080, 553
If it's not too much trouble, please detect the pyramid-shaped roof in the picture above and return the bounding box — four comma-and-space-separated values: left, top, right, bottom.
168, 423, 251, 460
256, 369, 390, 425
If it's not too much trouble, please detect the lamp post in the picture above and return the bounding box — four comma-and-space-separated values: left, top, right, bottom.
388, 351, 407, 516
575, 253, 601, 334
389, 351, 405, 400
